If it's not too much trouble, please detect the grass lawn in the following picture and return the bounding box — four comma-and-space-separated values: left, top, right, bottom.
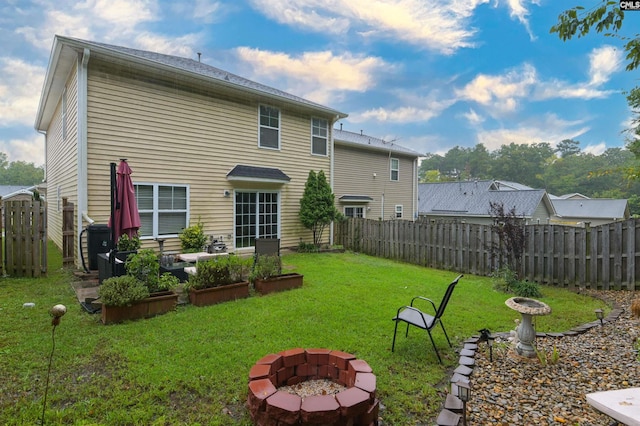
0, 243, 608, 425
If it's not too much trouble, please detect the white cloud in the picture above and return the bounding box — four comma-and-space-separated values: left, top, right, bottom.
534, 81, 613, 100
476, 114, 590, 151
234, 48, 387, 104
351, 94, 455, 124
588, 45, 623, 86
1, 134, 45, 166
0, 57, 45, 127
583, 142, 607, 155
456, 63, 537, 114
462, 108, 485, 125
502, 0, 539, 40
134, 32, 202, 57
17, 0, 159, 50
249, 0, 489, 54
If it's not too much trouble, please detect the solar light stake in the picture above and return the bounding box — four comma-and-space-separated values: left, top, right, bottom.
41, 304, 66, 425
595, 309, 604, 326
478, 328, 493, 362
456, 380, 471, 426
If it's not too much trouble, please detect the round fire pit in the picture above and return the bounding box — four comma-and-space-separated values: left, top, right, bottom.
505, 297, 551, 358
247, 348, 378, 425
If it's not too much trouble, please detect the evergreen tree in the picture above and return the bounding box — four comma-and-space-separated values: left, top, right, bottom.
299, 170, 340, 246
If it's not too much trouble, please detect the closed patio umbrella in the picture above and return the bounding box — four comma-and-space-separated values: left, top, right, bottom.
109, 159, 141, 245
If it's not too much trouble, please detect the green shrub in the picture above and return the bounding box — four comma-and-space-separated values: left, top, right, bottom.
513, 280, 542, 298
125, 249, 160, 292
250, 255, 282, 282
157, 273, 180, 292
116, 233, 140, 251
187, 255, 250, 289
298, 241, 319, 253
99, 276, 150, 307
492, 266, 519, 293
179, 221, 206, 253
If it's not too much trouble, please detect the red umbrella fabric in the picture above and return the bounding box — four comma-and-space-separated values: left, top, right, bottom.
110, 160, 141, 242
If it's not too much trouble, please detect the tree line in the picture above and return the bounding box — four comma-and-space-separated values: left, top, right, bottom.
419, 140, 640, 215
0, 152, 44, 186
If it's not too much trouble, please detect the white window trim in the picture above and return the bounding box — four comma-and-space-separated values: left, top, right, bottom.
258, 104, 281, 150
390, 157, 399, 181
135, 182, 190, 239
311, 117, 328, 156
395, 204, 403, 218
233, 189, 281, 249
344, 206, 365, 218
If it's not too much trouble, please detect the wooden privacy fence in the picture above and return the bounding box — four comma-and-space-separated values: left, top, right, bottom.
334, 218, 640, 291
4, 199, 47, 277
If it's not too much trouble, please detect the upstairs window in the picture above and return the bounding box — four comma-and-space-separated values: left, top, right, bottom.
259, 105, 280, 149
311, 118, 328, 156
390, 158, 399, 181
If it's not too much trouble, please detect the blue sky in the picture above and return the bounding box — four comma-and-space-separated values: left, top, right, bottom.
1, 0, 638, 165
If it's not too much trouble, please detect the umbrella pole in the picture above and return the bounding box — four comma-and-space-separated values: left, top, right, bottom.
110, 162, 117, 277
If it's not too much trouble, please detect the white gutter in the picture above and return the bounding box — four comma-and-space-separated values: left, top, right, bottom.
77, 48, 90, 262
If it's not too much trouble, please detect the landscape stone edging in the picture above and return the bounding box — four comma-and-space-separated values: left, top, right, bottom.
436, 300, 624, 425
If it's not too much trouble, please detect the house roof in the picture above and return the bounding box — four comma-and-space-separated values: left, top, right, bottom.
339, 195, 374, 202
418, 180, 554, 218
35, 35, 348, 131
226, 165, 291, 183
333, 129, 422, 157
0, 185, 35, 197
552, 198, 629, 220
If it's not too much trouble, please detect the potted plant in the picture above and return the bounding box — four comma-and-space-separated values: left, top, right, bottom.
117, 232, 141, 252
99, 275, 149, 324
125, 249, 162, 292
179, 221, 207, 253
186, 255, 251, 306
250, 254, 303, 295
98, 250, 179, 324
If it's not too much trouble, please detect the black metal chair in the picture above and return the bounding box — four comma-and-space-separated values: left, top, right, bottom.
391, 274, 463, 364
254, 238, 280, 258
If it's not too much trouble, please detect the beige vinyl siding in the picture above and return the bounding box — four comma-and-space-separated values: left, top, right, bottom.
85, 59, 331, 252
334, 144, 415, 220
46, 66, 79, 256
531, 201, 551, 225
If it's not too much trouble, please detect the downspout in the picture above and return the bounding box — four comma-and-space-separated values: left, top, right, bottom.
329, 116, 339, 246
76, 48, 90, 266
413, 157, 418, 221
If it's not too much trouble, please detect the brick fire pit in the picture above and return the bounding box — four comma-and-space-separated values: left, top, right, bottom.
247, 348, 379, 425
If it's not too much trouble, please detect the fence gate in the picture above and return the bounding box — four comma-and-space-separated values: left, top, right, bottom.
4, 199, 47, 277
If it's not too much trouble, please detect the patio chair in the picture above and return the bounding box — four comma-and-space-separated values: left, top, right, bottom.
391, 274, 463, 364
255, 238, 280, 258
252, 238, 281, 273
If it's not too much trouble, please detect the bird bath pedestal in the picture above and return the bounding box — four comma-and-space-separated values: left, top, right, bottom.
505, 297, 551, 358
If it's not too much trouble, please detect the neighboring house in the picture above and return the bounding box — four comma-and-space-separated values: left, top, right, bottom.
549, 198, 630, 227
497, 181, 630, 226
418, 180, 556, 225
0, 185, 37, 201
35, 35, 347, 268
333, 129, 421, 220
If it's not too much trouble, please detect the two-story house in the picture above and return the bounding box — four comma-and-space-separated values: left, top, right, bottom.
333, 129, 421, 221
35, 35, 347, 267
